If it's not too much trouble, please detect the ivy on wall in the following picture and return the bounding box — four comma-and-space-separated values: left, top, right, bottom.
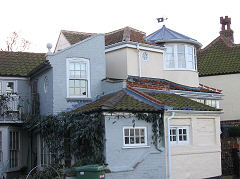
23, 111, 164, 169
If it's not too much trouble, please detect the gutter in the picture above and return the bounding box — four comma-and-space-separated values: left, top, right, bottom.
166, 110, 223, 114
166, 112, 175, 179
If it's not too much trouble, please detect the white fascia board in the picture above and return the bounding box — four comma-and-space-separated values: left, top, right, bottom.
105, 41, 165, 53
165, 109, 223, 114
0, 76, 29, 80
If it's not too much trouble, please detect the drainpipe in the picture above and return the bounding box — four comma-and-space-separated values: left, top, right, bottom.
167, 112, 175, 179
136, 43, 142, 77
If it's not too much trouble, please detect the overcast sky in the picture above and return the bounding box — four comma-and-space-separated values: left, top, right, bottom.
0, 0, 239, 53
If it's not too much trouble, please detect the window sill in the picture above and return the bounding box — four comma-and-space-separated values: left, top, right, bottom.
122, 145, 150, 149
66, 97, 92, 101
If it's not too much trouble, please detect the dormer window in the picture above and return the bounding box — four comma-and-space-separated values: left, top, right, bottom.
164, 44, 197, 71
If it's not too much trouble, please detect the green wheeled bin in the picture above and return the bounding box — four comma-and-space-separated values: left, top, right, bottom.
72, 164, 107, 179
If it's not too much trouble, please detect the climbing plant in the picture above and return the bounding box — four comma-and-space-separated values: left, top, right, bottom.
23, 111, 164, 170
24, 112, 105, 168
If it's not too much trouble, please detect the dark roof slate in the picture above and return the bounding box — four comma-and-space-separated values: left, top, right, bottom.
145, 25, 202, 48
197, 35, 240, 76
0, 51, 46, 77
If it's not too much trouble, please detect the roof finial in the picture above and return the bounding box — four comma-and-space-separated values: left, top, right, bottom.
157, 17, 168, 23
46, 43, 53, 55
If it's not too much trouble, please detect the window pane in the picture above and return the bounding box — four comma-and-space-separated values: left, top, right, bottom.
136, 137, 140, 144
178, 45, 186, 68
141, 137, 145, 143
183, 136, 187, 141
69, 80, 74, 87
80, 63, 86, 71
140, 129, 145, 136
124, 129, 129, 136
75, 88, 81, 95
69, 88, 74, 95
6, 82, 14, 94
183, 129, 186, 134
70, 71, 75, 78
130, 129, 134, 136
75, 80, 81, 87
179, 129, 182, 134
80, 80, 86, 88
179, 136, 182, 141
130, 137, 134, 144
166, 46, 175, 68
69, 63, 74, 70
173, 136, 176, 141
75, 63, 80, 70
75, 71, 81, 78
125, 137, 129, 144
135, 129, 139, 136
80, 71, 86, 78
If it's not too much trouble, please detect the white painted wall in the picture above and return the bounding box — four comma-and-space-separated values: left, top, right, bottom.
200, 73, 240, 121
164, 113, 221, 179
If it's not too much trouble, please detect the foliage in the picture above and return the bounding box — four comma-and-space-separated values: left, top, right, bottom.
30, 166, 61, 179
24, 112, 105, 168
134, 113, 164, 150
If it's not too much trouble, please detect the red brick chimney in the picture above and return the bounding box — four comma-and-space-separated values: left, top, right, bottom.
220, 16, 234, 42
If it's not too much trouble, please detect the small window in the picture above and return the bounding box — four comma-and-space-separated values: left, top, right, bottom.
44, 76, 48, 93
67, 58, 90, 98
9, 131, 20, 168
142, 52, 149, 61
123, 127, 147, 147
6, 82, 14, 94
170, 126, 189, 144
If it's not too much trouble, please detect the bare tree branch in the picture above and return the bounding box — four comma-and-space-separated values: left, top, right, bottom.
2, 32, 31, 52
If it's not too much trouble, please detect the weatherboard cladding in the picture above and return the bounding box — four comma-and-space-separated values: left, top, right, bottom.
197, 35, 240, 76
0, 51, 45, 77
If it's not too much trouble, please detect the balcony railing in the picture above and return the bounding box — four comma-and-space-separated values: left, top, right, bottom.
0, 95, 21, 121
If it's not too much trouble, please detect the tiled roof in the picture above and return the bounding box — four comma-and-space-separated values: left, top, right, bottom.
0, 51, 46, 77
197, 35, 240, 76
145, 25, 202, 48
72, 88, 221, 114
72, 90, 158, 113
127, 76, 221, 93
61, 30, 96, 45
61, 27, 153, 47
105, 26, 153, 46
147, 92, 220, 111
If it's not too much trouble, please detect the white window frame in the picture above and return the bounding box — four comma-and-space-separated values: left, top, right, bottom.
164, 44, 197, 71
170, 126, 189, 145
191, 98, 220, 109
9, 130, 20, 169
66, 58, 91, 98
123, 127, 147, 147
0, 80, 17, 94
